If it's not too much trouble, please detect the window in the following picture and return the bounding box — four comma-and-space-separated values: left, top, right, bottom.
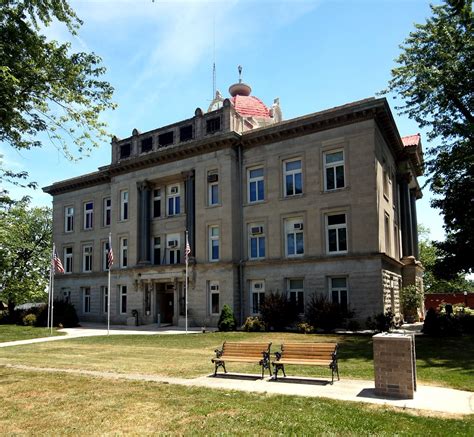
249, 224, 265, 260
120, 237, 128, 268
248, 167, 264, 203
153, 237, 161, 265
208, 170, 219, 206
64, 247, 73, 274
152, 189, 161, 218
167, 185, 181, 216
179, 125, 193, 142
101, 286, 109, 314
120, 285, 127, 314
83, 287, 91, 313
284, 159, 303, 196
384, 213, 391, 255
206, 117, 221, 134
103, 198, 111, 227
285, 218, 304, 257
158, 131, 174, 147
120, 143, 131, 159
251, 280, 265, 314
324, 150, 345, 190
84, 202, 93, 230
288, 279, 305, 314
329, 277, 348, 311
62, 288, 71, 303
209, 281, 220, 315
209, 226, 220, 261
141, 137, 153, 153
167, 234, 180, 264
144, 284, 151, 314
83, 245, 93, 272
120, 190, 129, 221
102, 241, 111, 271
394, 224, 400, 259
326, 213, 348, 254
64, 206, 74, 232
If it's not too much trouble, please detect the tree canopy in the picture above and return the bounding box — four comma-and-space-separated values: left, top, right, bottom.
0, 198, 52, 312
384, 0, 473, 278
0, 0, 115, 167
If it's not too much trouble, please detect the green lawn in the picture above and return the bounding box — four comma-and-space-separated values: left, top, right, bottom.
1, 367, 472, 435
0, 325, 65, 342
0, 332, 472, 391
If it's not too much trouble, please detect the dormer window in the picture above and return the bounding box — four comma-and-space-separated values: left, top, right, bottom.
158, 131, 174, 147
141, 137, 153, 153
180, 125, 193, 142
120, 143, 131, 159
206, 117, 221, 134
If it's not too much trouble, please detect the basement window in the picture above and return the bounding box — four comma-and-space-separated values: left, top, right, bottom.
141, 137, 153, 153
179, 125, 193, 142
206, 117, 221, 134
120, 143, 131, 159
158, 131, 174, 147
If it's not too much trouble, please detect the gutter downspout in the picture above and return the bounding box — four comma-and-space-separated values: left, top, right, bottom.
238, 143, 244, 325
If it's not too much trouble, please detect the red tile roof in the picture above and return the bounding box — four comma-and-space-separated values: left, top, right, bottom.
231, 95, 271, 118
401, 133, 421, 147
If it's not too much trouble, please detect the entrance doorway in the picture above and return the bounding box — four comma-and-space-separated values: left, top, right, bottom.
155, 283, 175, 324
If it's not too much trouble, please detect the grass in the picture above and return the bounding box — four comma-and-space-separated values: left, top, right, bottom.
0, 325, 65, 342
0, 332, 472, 390
1, 367, 473, 435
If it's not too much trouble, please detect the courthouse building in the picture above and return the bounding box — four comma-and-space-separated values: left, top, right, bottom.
44, 78, 424, 327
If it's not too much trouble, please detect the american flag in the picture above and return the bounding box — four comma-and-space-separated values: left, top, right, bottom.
53, 248, 65, 274
185, 234, 191, 263
108, 235, 114, 268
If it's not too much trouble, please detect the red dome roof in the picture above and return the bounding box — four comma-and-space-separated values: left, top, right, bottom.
230, 95, 271, 118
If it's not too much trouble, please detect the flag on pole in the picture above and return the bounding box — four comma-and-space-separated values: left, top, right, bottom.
185, 234, 191, 262
108, 234, 114, 268
53, 248, 65, 274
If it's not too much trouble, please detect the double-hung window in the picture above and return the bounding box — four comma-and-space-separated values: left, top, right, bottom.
153, 237, 161, 265
209, 226, 220, 262
284, 159, 302, 196
251, 280, 265, 314
64, 247, 73, 273
249, 224, 265, 260
324, 150, 345, 191
209, 281, 220, 315
326, 213, 348, 254
101, 286, 108, 314
287, 279, 305, 314
83, 245, 93, 272
65, 206, 74, 232
329, 277, 348, 311
208, 170, 219, 206
83, 287, 91, 313
248, 167, 264, 203
167, 185, 181, 216
167, 235, 180, 264
84, 202, 93, 230
120, 237, 128, 268
120, 285, 127, 314
153, 189, 161, 218
120, 190, 129, 221
285, 218, 304, 257
103, 198, 111, 227
102, 241, 111, 271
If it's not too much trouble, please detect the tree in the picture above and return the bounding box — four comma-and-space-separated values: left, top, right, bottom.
0, 0, 115, 182
384, 0, 473, 278
0, 198, 52, 313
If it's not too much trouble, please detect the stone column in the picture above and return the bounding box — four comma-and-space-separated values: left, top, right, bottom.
182, 170, 195, 253
137, 180, 151, 264
399, 175, 413, 257
410, 190, 419, 260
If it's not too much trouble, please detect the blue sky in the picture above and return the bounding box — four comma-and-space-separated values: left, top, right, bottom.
1, 0, 445, 240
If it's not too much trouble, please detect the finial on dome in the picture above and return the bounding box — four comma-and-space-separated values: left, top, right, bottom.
229, 65, 251, 97
238, 65, 243, 83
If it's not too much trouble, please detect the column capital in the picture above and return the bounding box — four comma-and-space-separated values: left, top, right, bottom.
137, 180, 151, 192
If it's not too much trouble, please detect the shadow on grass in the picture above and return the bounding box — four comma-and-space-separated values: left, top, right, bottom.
209, 373, 263, 381
269, 377, 331, 386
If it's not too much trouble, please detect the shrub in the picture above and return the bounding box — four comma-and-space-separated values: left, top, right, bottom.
241, 316, 265, 332
22, 313, 37, 326
400, 285, 423, 322
366, 309, 396, 332
36, 300, 79, 328
259, 292, 298, 331
296, 322, 314, 334
217, 304, 237, 332
422, 307, 472, 336
305, 294, 353, 332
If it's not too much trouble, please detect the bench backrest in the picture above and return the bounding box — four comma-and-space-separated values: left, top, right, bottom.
221, 341, 271, 358
280, 342, 338, 360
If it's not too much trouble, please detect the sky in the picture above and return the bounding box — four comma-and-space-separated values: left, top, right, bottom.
1, 0, 445, 241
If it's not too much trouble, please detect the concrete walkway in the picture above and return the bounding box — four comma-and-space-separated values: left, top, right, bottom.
0, 322, 205, 348
4, 364, 473, 416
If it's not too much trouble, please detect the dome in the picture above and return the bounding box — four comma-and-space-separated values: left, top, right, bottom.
230, 94, 271, 118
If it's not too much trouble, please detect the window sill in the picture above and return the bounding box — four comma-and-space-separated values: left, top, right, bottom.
279, 193, 305, 201
321, 186, 350, 194
205, 204, 222, 209
244, 200, 267, 207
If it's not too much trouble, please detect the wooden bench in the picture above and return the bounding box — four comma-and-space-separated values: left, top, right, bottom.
211, 341, 272, 378
272, 342, 339, 383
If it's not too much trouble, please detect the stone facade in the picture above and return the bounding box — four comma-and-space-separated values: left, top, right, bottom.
44, 87, 424, 327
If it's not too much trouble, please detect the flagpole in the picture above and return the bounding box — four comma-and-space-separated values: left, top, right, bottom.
185, 230, 188, 335
50, 244, 55, 335
107, 232, 112, 336
47, 254, 52, 334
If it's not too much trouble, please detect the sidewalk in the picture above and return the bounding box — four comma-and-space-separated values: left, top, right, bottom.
4, 364, 473, 416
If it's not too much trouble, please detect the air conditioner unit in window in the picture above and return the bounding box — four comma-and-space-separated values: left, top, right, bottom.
250, 226, 263, 235
294, 223, 304, 230
254, 283, 263, 290
167, 240, 178, 248
207, 173, 218, 183
170, 186, 179, 194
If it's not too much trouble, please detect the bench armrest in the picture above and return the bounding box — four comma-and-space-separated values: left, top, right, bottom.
274, 351, 282, 361
214, 348, 223, 358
